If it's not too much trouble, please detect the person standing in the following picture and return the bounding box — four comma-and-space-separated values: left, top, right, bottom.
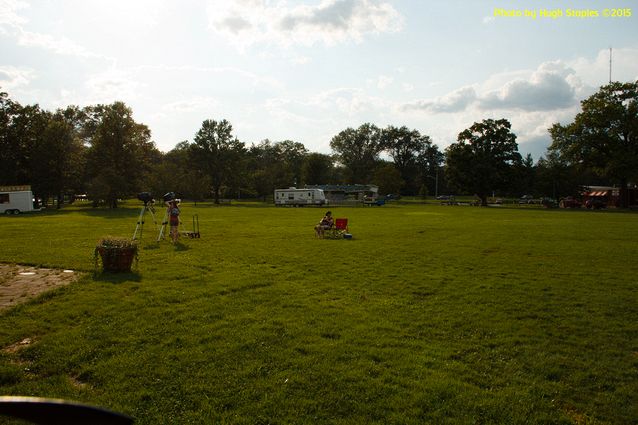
167, 199, 181, 243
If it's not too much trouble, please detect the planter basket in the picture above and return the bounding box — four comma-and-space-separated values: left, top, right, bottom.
96, 246, 137, 273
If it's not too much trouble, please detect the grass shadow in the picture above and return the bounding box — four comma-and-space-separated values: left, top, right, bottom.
174, 241, 190, 251
92, 271, 142, 283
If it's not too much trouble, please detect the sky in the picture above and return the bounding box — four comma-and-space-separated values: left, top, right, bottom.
1, 0, 637, 159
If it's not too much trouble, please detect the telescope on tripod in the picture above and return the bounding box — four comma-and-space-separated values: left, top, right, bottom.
133, 191, 199, 242
132, 192, 158, 240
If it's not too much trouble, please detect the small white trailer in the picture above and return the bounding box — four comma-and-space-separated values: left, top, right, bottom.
274, 187, 327, 206
0, 189, 37, 214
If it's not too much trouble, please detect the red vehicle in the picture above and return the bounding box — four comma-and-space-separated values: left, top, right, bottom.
559, 196, 582, 208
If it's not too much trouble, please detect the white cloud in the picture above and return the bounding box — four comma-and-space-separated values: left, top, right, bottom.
402, 60, 587, 114
480, 68, 576, 111
403, 86, 477, 113
80, 68, 142, 105
376, 75, 393, 89
133, 64, 285, 92
0, 0, 113, 62
0, 0, 28, 29
570, 47, 638, 87
394, 56, 629, 157
0, 66, 34, 90
162, 97, 219, 113
16, 28, 106, 59
206, 0, 404, 49
402, 83, 414, 92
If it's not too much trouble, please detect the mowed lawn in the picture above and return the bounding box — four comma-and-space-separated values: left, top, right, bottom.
0, 202, 637, 424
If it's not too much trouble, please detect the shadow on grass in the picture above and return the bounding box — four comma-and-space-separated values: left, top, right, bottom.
92, 271, 142, 283
174, 241, 190, 251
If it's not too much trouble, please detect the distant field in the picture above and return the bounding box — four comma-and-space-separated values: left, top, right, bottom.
0, 202, 637, 424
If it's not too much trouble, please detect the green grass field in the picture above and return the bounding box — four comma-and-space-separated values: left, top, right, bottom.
0, 202, 637, 424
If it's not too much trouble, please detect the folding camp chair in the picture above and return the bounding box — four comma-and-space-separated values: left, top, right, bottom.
325, 218, 349, 239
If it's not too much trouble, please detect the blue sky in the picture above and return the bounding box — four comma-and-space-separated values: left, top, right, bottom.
1, 0, 637, 159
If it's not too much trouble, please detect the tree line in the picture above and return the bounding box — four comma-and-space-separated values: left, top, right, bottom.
1, 81, 636, 208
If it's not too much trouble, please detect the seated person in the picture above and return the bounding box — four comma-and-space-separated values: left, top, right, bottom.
315, 211, 334, 238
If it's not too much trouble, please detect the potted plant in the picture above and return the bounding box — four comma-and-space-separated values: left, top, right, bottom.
94, 237, 138, 273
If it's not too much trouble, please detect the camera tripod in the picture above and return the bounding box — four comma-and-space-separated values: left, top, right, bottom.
157, 208, 171, 242
132, 202, 159, 240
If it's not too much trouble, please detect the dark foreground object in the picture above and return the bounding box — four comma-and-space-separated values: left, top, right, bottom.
0, 396, 134, 425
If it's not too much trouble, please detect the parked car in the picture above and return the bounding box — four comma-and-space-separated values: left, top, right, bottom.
541, 197, 558, 208
518, 195, 539, 204
559, 196, 582, 208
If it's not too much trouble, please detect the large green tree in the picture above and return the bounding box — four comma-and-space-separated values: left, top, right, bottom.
31, 109, 86, 207
302, 152, 336, 185
330, 123, 383, 183
0, 92, 45, 187
446, 118, 521, 206
548, 81, 638, 207
191, 119, 246, 204
144, 141, 210, 202
248, 140, 292, 200
84, 102, 157, 208
416, 143, 445, 198
535, 150, 580, 200
381, 126, 425, 194
277, 140, 308, 187
372, 162, 403, 195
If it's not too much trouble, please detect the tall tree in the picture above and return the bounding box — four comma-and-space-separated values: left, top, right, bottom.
535, 150, 580, 200
330, 123, 383, 183
0, 93, 45, 186
31, 110, 80, 206
548, 81, 638, 207
144, 141, 211, 202
381, 125, 432, 195
372, 162, 403, 195
512, 153, 536, 196
277, 140, 308, 187
84, 102, 156, 208
446, 118, 522, 206
416, 143, 445, 198
247, 140, 290, 201
302, 152, 336, 185
246, 140, 308, 200
191, 119, 246, 204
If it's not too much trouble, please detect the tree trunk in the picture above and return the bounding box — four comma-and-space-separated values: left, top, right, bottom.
620, 178, 628, 208
213, 185, 220, 204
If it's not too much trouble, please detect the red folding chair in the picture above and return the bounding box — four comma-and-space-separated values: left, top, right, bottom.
326, 218, 349, 239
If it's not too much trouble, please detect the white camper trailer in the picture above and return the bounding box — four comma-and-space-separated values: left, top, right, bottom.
274, 187, 327, 206
0, 186, 37, 214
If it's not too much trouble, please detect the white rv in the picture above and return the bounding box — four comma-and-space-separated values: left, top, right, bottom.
274, 187, 327, 206
0, 187, 37, 214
